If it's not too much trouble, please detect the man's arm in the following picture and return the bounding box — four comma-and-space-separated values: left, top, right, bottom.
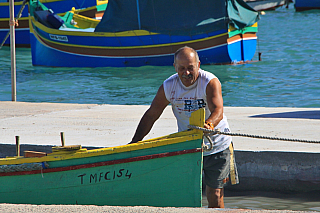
204, 78, 224, 129
130, 84, 170, 143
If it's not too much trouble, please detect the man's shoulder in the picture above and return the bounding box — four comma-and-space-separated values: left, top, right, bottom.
199, 69, 217, 80
164, 73, 179, 83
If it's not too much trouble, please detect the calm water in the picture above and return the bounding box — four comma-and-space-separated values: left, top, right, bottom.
0, 5, 319, 107
0, 4, 320, 211
204, 190, 320, 211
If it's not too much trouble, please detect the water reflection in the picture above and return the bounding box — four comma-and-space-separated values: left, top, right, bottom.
202, 190, 320, 211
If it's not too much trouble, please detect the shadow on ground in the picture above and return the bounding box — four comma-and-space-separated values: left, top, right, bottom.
250, 110, 320, 119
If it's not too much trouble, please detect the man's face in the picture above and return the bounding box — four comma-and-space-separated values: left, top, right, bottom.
174, 51, 200, 87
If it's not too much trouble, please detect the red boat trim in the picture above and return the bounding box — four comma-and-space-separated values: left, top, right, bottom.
0, 148, 202, 177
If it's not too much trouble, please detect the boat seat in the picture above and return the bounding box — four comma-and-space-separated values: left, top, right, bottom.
24, 151, 47, 158
52, 145, 82, 152
34, 10, 64, 29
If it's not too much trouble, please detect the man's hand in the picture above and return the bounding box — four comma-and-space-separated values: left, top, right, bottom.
204, 121, 215, 130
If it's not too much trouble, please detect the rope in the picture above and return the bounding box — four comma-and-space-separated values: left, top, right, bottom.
0, 162, 49, 173
188, 125, 320, 144
0, 0, 28, 49
203, 134, 214, 151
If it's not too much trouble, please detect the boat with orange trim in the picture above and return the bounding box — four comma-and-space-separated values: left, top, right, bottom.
29, 0, 260, 67
244, 0, 289, 11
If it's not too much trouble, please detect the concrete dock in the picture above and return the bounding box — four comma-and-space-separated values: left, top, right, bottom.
1, 101, 320, 212
1, 101, 319, 151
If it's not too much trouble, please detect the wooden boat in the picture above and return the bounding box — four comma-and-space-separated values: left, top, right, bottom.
295, 0, 320, 11
0, 0, 107, 47
244, 0, 289, 11
29, 0, 260, 67
0, 109, 204, 207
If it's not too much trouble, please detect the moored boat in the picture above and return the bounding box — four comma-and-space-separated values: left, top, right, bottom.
294, 0, 320, 11
244, 0, 289, 11
0, 109, 205, 207
0, 0, 106, 47
29, 0, 260, 67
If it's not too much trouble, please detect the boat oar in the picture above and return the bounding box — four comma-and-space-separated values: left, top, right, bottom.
0, 0, 28, 49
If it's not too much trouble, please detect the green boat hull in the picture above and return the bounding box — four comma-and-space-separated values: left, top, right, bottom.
0, 109, 205, 207
1, 145, 202, 206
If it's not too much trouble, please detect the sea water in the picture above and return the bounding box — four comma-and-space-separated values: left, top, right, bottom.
0, 3, 320, 211
204, 190, 320, 211
0, 5, 319, 107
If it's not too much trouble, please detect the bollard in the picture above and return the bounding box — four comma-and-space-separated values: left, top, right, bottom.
60, 132, 65, 147
15, 135, 20, 156
258, 52, 262, 61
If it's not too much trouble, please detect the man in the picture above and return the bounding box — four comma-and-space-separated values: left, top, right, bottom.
130, 46, 238, 208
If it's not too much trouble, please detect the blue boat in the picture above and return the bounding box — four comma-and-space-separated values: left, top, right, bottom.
29, 0, 260, 67
244, 0, 288, 11
295, 0, 320, 11
0, 0, 105, 47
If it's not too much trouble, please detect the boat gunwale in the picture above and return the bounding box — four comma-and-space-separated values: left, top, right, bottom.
0, 1, 25, 6
31, 21, 229, 56
31, 16, 230, 40
0, 130, 203, 165
0, 148, 202, 177
1, 108, 205, 166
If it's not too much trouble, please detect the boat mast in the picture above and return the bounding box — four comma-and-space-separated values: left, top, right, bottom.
136, 0, 141, 29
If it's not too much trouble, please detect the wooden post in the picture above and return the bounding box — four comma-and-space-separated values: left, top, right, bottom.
259, 52, 262, 61
60, 132, 65, 147
9, 0, 16, 101
15, 136, 20, 156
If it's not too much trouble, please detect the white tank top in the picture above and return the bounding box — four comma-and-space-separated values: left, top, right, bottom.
163, 69, 232, 155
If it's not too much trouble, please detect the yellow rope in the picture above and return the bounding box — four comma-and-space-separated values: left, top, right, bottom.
229, 143, 237, 185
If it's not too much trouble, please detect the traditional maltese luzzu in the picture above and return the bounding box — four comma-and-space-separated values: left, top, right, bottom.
0, 109, 209, 207
28, 0, 260, 67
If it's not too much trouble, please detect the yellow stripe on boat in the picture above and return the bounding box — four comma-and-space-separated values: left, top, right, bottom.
0, 132, 202, 165
31, 17, 157, 37
229, 22, 258, 32
0, 109, 205, 165
70, 12, 100, 29
96, 0, 108, 5
32, 16, 228, 39
31, 18, 228, 50
0, 1, 25, 6
0, 17, 29, 21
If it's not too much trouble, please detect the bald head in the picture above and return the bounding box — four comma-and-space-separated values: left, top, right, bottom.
174, 46, 200, 64
173, 46, 201, 87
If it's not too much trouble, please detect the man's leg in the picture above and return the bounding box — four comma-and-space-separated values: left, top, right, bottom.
204, 143, 239, 208
206, 185, 224, 208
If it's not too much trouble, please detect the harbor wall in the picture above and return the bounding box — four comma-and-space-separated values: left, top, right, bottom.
226, 150, 320, 192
